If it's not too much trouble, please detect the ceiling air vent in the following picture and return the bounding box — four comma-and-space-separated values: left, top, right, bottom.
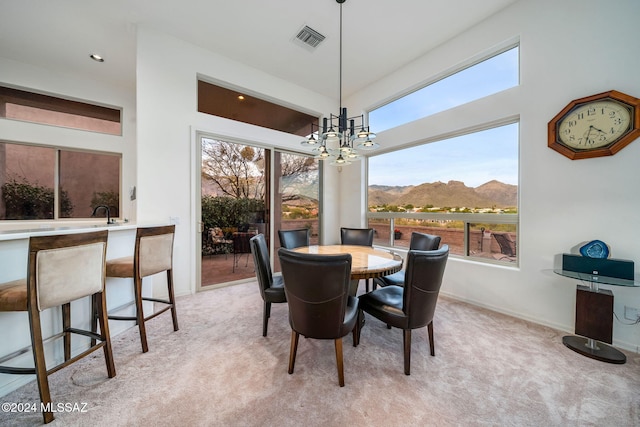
293, 25, 326, 51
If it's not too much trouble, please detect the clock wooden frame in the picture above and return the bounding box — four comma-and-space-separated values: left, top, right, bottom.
548, 90, 640, 160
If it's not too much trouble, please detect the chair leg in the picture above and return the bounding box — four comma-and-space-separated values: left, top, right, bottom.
334, 338, 345, 387
427, 321, 435, 356
28, 307, 54, 423
365, 279, 370, 293
263, 301, 271, 337
62, 302, 71, 361
403, 329, 412, 375
354, 309, 363, 347
288, 330, 299, 374
96, 292, 116, 378
90, 294, 98, 347
167, 269, 179, 331
134, 276, 149, 353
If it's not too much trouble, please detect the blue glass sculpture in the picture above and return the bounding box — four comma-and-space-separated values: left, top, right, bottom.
579, 240, 610, 259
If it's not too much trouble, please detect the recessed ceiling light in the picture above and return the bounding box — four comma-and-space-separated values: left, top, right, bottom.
237, 95, 245, 100
90, 54, 104, 62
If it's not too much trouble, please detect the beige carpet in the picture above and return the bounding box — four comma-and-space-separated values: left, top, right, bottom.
1, 281, 639, 426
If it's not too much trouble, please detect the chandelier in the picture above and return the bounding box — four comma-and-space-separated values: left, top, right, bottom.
301, 0, 378, 166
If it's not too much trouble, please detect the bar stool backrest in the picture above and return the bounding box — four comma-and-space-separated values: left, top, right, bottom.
136, 226, 175, 278
30, 233, 107, 311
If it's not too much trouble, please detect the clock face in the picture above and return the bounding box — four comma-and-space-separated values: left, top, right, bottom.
557, 100, 632, 150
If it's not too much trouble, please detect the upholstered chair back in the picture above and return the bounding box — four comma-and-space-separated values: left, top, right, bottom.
136, 226, 175, 278
30, 232, 108, 311
250, 234, 275, 296
278, 228, 311, 249
409, 232, 441, 251
403, 245, 449, 329
340, 227, 374, 247
278, 248, 353, 339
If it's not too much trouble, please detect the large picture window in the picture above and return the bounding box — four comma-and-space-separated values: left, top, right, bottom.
367, 122, 518, 264
0, 142, 121, 220
370, 46, 519, 132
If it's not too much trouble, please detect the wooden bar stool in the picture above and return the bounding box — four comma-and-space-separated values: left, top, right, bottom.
105, 225, 178, 353
0, 231, 115, 424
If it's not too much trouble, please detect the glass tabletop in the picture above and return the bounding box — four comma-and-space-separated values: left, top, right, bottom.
553, 269, 639, 287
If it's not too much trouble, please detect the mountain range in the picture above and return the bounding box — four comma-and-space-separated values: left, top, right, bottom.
368, 180, 517, 209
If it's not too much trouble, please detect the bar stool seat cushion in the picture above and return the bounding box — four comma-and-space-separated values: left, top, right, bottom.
106, 256, 134, 278
0, 279, 27, 311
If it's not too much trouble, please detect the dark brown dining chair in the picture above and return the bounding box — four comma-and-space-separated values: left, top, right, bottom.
0, 231, 115, 424
356, 245, 449, 375
340, 227, 374, 247
373, 231, 441, 290
250, 234, 286, 337
278, 248, 358, 387
105, 225, 178, 353
278, 228, 311, 249
340, 227, 375, 292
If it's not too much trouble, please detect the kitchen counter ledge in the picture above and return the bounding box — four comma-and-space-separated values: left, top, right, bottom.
0, 222, 144, 241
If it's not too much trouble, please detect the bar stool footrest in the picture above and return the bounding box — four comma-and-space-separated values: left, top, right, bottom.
108, 314, 137, 321
144, 304, 173, 322
66, 327, 104, 342
0, 365, 36, 375
142, 297, 172, 304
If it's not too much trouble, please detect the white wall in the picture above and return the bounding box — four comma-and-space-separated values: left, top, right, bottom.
345, 0, 640, 351
134, 28, 339, 295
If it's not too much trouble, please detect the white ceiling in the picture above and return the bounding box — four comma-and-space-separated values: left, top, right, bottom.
0, 0, 517, 98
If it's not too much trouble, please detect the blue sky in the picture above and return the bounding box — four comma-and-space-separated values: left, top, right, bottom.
367, 48, 519, 188
368, 123, 518, 188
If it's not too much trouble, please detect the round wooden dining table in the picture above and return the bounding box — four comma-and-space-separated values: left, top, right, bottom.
291, 245, 403, 295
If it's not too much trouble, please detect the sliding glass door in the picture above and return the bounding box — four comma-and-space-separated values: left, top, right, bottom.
198, 135, 320, 288
272, 151, 320, 272
200, 137, 268, 287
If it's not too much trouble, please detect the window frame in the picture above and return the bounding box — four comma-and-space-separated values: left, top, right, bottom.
366, 120, 519, 266
0, 85, 122, 136
365, 41, 520, 265
0, 140, 122, 221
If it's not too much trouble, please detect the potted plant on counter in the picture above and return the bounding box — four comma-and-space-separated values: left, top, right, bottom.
394, 228, 402, 239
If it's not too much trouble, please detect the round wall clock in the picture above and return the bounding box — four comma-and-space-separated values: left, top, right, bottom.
548, 90, 640, 160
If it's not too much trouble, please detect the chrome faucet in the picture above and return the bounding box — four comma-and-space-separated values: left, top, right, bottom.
91, 205, 112, 224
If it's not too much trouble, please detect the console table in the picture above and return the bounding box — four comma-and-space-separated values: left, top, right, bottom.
554, 269, 639, 364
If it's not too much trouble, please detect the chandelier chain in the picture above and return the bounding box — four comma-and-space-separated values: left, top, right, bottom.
339, 1, 342, 118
